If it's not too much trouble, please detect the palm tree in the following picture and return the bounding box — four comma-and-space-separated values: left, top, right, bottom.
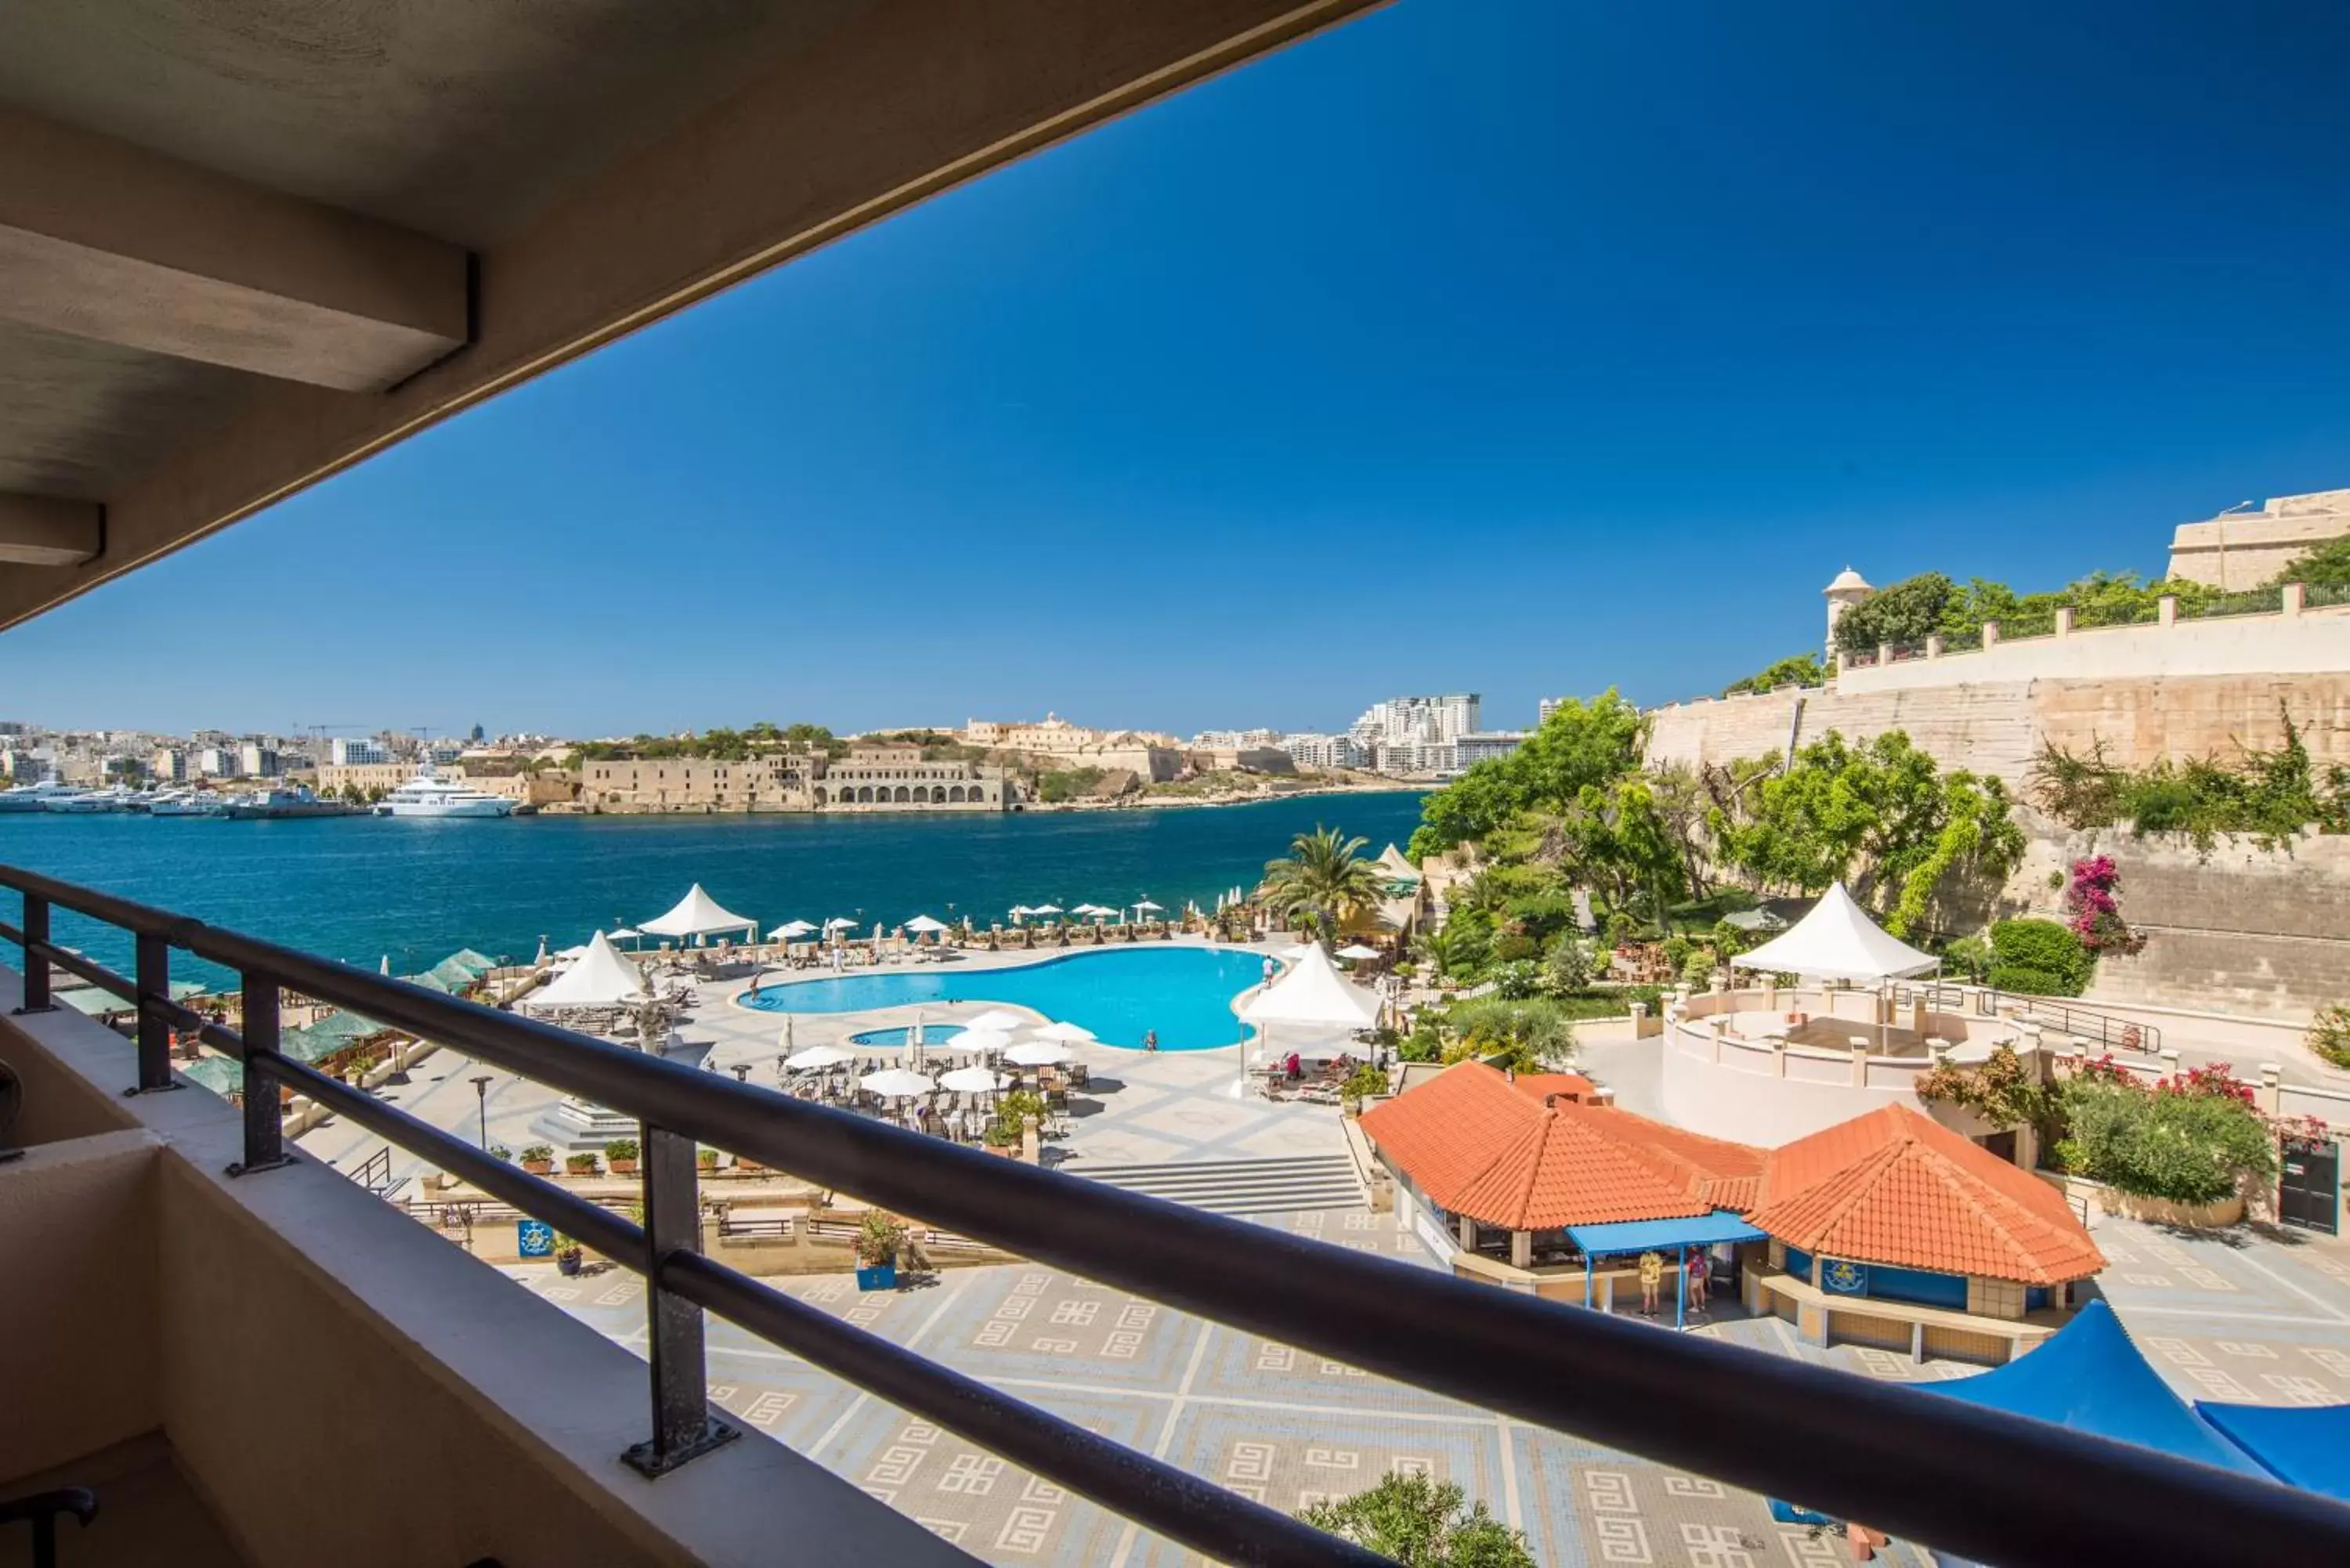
1257, 826, 1383, 950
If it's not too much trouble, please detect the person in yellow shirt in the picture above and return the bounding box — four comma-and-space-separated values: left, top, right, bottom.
1637, 1250, 1665, 1317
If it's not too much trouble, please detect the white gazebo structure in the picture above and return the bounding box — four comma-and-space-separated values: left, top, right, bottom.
640, 883, 758, 947
521, 932, 648, 1013
1238, 944, 1382, 1087
1729, 883, 1939, 987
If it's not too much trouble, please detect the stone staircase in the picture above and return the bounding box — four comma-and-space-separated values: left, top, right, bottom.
1058, 1153, 1365, 1217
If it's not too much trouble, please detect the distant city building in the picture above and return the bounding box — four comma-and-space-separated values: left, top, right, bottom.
1278, 732, 1362, 770
1347, 694, 1481, 775
194, 746, 239, 779
330, 737, 387, 766
0, 721, 24, 737
1536, 697, 1564, 725
1191, 728, 1282, 750
151, 748, 188, 782
1453, 731, 1528, 768
961, 714, 1187, 782
239, 743, 280, 777
579, 746, 1012, 815
426, 743, 463, 766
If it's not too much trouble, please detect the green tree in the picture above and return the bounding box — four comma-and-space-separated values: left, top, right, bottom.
1259, 826, 1385, 946
1723, 651, 1825, 695
1714, 731, 2023, 927
1409, 691, 1647, 857
1298, 1472, 1534, 1567
2276, 534, 2350, 591
1833, 573, 1958, 653
2055, 1071, 2277, 1205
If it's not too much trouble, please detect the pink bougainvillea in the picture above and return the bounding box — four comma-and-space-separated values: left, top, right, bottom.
2156, 1060, 2256, 1105
2065, 855, 2144, 955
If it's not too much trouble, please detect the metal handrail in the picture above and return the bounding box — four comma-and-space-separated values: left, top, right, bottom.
5, 865, 2348, 1567
1905, 981, 2162, 1054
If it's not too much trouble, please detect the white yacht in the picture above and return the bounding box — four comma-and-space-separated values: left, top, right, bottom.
44, 786, 132, 814
149, 789, 228, 818
0, 781, 81, 813
375, 761, 516, 819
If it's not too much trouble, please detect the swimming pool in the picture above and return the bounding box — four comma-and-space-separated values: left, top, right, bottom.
739, 946, 1271, 1051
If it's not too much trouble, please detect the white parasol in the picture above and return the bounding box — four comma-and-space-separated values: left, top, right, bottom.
786, 1042, 854, 1071
938, 1065, 1007, 1093
860, 1067, 935, 1100
1005, 1040, 1070, 1067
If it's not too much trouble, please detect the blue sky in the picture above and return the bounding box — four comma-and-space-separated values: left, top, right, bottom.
6, 0, 2348, 739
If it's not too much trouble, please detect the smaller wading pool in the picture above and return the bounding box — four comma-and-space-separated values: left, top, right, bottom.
739, 946, 1271, 1051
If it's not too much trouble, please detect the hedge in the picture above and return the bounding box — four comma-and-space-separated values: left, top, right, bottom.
1989, 918, 2092, 996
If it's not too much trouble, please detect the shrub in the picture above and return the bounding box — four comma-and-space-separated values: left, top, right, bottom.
1437, 997, 1576, 1071
695, 1146, 722, 1170
1679, 948, 1718, 991
519, 1144, 553, 1165
1988, 963, 2068, 996
486, 1144, 513, 1162
1941, 933, 1992, 983
1490, 931, 1538, 963
1990, 918, 2092, 995
1501, 891, 1582, 943
1491, 959, 1542, 1000
1540, 937, 1595, 996
1341, 1064, 1389, 1101
564, 1151, 601, 1176
2310, 1006, 2350, 1071
603, 1137, 639, 1162
2054, 1066, 2276, 1204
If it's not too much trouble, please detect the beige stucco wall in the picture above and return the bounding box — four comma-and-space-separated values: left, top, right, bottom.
1837, 602, 2350, 693
0, 970, 978, 1567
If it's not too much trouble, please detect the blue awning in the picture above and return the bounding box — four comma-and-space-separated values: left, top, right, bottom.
1918, 1300, 2265, 1477
2196, 1401, 2350, 1499
1565, 1211, 1766, 1256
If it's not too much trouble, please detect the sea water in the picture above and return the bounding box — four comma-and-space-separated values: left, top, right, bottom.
0, 791, 1425, 989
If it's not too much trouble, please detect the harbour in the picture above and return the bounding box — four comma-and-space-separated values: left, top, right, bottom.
0, 789, 1426, 985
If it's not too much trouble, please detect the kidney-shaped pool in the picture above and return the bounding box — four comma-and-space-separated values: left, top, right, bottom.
737, 945, 1269, 1051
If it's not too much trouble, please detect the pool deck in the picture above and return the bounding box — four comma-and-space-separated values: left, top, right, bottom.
298, 934, 1342, 1185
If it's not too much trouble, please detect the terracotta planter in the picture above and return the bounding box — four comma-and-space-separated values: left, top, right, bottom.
522, 1158, 554, 1176
985, 1143, 1017, 1158
609, 1158, 638, 1176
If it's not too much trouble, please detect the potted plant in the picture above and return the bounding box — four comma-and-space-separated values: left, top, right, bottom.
554, 1234, 584, 1277
519, 1144, 555, 1176
696, 1145, 722, 1173
488, 1144, 513, 1163
605, 1136, 639, 1176
855, 1210, 907, 1292
565, 1151, 601, 1178
982, 1118, 1019, 1157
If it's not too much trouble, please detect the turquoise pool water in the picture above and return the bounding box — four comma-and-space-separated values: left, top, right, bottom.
740, 946, 1271, 1051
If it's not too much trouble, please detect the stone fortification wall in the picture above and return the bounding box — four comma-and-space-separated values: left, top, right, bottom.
1647, 673, 2350, 789
1999, 817, 2350, 1023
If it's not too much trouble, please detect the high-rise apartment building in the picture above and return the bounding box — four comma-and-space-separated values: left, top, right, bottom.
330, 737, 388, 766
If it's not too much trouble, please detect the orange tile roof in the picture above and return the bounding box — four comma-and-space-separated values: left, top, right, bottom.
1508, 1072, 1597, 1104
1751, 1104, 2104, 1285
1359, 1063, 1764, 1230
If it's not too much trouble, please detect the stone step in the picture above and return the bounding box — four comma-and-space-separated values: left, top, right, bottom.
1068, 1153, 1364, 1216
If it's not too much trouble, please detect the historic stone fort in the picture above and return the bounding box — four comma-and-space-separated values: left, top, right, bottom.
1643, 488, 2350, 1021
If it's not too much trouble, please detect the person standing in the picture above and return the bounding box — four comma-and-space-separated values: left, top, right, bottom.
1638, 1250, 1665, 1318
1687, 1248, 1710, 1321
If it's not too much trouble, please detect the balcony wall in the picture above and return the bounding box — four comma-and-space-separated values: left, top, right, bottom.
0, 963, 974, 1568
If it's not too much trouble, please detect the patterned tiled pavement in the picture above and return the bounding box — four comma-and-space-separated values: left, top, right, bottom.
512, 1204, 1954, 1567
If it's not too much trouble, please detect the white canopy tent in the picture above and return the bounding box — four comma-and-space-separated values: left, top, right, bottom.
522, 932, 648, 1011
1728, 883, 1939, 985
640, 883, 758, 945
1239, 944, 1383, 1080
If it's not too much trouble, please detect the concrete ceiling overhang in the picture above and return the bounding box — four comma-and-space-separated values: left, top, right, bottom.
0, 0, 1383, 629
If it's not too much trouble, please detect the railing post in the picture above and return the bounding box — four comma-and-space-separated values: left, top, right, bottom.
13, 893, 53, 1013
130, 931, 179, 1095
226, 972, 294, 1176
626, 1123, 737, 1476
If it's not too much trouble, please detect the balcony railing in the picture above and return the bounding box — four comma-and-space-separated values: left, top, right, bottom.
5, 862, 2347, 1566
